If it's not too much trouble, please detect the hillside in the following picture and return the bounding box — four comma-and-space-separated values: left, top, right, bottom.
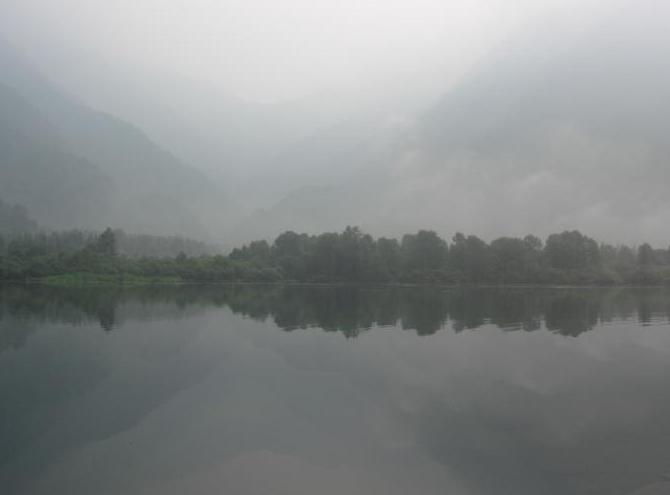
0, 40, 229, 239
238, 3, 670, 245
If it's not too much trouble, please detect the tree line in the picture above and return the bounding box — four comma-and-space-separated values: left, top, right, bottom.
231, 227, 670, 285
1, 225, 670, 285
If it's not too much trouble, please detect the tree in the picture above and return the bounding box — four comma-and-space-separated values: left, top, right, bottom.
401, 230, 447, 273
272, 231, 312, 280
490, 237, 526, 283
311, 232, 340, 278
230, 240, 271, 263
449, 233, 490, 282
96, 227, 117, 256
523, 234, 543, 275
337, 226, 376, 280
637, 243, 654, 266
376, 237, 401, 280
544, 230, 599, 270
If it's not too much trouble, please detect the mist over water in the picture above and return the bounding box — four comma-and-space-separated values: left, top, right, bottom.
2, 286, 670, 495
2, 3, 670, 494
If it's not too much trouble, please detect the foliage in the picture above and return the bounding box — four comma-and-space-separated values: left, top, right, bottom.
1, 225, 669, 286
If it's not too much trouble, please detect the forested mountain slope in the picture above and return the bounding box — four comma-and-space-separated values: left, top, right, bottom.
239, 3, 670, 245
0, 39, 228, 238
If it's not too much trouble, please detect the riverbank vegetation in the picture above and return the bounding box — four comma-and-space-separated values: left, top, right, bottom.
1, 226, 670, 285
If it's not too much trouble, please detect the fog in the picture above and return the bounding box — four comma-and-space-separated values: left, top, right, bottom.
0, 0, 576, 101
0, 0, 668, 246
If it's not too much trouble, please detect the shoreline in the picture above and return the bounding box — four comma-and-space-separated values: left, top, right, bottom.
3, 275, 670, 290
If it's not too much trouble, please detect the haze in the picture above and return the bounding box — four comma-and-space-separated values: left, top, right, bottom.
0, 0, 668, 246
1, 0, 583, 101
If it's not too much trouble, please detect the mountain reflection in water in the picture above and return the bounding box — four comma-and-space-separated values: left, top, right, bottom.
1, 285, 670, 495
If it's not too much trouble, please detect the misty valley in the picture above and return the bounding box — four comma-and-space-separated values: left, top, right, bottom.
2, 1, 670, 494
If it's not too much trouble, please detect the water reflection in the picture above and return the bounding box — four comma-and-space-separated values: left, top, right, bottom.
1, 285, 670, 495
1, 284, 669, 341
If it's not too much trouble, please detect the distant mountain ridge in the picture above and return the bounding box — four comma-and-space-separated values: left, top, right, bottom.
238, 2, 670, 245
0, 38, 228, 239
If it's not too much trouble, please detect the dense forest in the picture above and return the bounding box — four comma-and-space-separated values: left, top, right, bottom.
1, 223, 670, 286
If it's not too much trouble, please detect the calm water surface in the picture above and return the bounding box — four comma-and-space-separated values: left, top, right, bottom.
1, 285, 670, 495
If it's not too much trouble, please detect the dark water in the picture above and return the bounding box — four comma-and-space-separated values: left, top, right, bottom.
1, 285, 670, 495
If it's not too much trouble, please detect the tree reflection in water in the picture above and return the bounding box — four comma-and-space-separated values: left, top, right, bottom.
1, 285, 669, 343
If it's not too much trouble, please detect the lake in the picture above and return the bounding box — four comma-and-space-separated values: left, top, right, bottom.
1, 285, 670, 495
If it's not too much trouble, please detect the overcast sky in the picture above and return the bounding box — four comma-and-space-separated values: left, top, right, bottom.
0, 0, 597, 102
4, 0, 667, 245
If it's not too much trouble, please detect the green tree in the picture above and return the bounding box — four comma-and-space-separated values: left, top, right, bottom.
338, 226, 376, 280
401, 230, 447, 274
272, 231, 312, 280
490, 237, 526, 283
96, 227, 117, 257
637, 243, 654, 266
544, 230, 599, 270
523, 234, 543, 275
376, 237, 401, 280
311, 232, 340, 279
449, 233, 490, 283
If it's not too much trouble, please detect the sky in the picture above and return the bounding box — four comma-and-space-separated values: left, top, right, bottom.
0, 0, 593, 102
3, 0, 669, 245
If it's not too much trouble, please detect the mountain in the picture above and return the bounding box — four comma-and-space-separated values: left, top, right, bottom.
238, 2, 670, 245
39, 64, 359, 202
32, 58, 431, 212
232, 115, 416, 241
406, 3, 670, 243
0, 39, 229, 239
0, 82, 116, 229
